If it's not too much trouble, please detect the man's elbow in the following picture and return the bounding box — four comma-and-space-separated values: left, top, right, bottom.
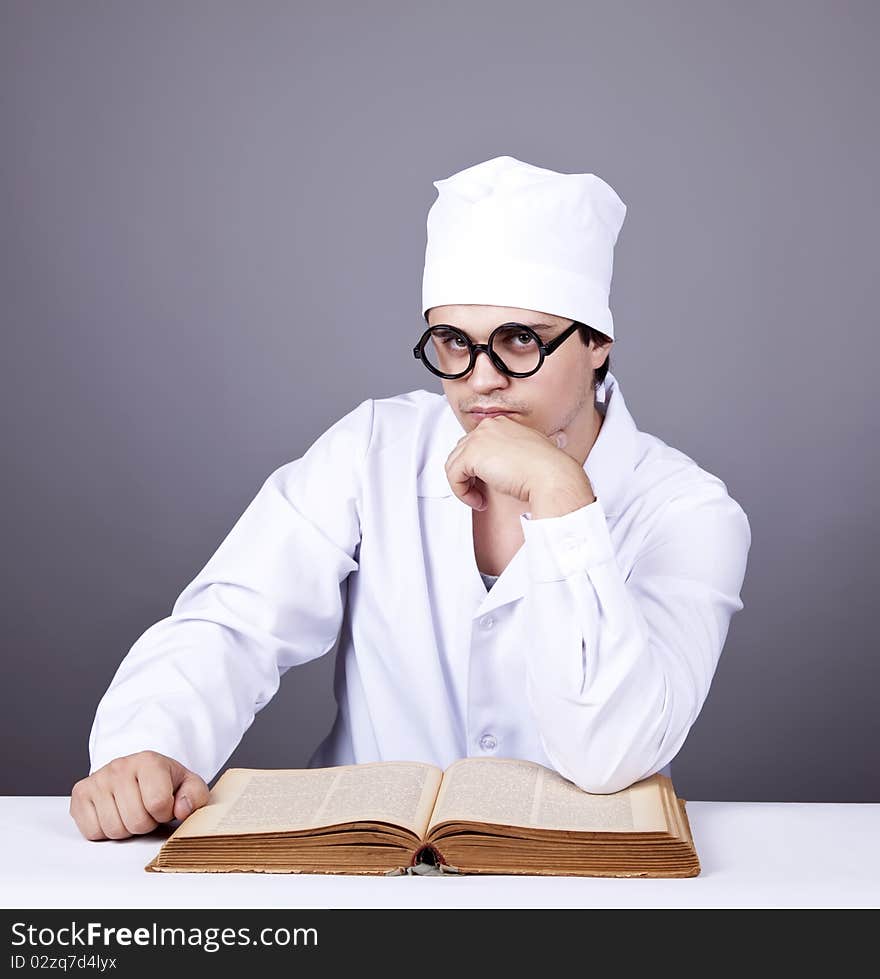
562, 759, 656, 795
543, 695, 685, 794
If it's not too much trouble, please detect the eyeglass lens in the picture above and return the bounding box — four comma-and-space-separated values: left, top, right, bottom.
423, 326, 541, 376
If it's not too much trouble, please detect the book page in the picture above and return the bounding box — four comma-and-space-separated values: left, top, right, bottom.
171, 762, 443, 840
428, 758, 668, 834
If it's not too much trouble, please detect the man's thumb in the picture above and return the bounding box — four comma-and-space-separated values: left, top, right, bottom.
170, 765, 210, 821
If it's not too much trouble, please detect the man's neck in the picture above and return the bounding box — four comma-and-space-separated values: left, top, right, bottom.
566, 402, 604, 469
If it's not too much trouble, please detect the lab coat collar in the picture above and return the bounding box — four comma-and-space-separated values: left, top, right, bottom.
416, 371, 639, 619
416, 370, 638, 518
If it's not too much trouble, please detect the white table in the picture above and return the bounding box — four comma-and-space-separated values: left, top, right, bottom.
2, 797, 877, 909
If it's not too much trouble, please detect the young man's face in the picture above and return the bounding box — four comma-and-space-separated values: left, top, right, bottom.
425, 304, 613, 444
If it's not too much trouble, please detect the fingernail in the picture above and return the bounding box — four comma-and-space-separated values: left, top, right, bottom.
180, 794, 193, 817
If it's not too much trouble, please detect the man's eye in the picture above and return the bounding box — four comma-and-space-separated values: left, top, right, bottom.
500, 332, 536, 347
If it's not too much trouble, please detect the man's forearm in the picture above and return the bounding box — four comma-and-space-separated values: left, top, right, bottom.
528, 477, 597, 519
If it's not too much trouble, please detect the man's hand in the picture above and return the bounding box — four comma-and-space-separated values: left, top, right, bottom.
445, 414, 594, 514
69, 750, 210, 841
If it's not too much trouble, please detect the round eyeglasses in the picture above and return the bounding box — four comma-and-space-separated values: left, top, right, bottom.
412, 321, 584, 379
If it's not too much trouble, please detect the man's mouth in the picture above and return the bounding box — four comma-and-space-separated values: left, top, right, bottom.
468, 408, 518, 417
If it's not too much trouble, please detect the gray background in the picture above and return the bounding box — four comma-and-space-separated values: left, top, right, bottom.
2, 1, 877, 802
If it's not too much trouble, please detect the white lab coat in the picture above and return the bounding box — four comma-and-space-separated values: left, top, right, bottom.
88, 370, 751, 794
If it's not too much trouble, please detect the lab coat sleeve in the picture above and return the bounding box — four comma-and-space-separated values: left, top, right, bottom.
88, 397, 375, 785
518, 487, 751, 794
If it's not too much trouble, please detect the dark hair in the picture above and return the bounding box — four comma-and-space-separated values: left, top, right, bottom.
574, 322, 611, 390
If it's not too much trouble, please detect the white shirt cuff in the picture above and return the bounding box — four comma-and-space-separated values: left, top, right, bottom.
520, 498, 615, 582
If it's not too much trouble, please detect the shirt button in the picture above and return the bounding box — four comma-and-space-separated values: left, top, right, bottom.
479, 733, 497, 751
480, 616, 495, 630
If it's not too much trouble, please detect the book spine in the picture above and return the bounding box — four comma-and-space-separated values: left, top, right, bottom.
411, 843, 445, 868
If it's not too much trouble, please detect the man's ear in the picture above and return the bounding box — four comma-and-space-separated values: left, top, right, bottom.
591, 337, 613, 365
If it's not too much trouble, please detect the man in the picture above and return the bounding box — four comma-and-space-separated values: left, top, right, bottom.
70, 156, 751, 841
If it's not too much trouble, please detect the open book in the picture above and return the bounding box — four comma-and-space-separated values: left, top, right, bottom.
145, 758, 699, 878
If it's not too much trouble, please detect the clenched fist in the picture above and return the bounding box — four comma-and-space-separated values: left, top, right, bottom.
445, 413, 588, 511
69, 750, 210, 841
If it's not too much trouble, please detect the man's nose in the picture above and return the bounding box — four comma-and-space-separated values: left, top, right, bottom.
468, 348, 510, 388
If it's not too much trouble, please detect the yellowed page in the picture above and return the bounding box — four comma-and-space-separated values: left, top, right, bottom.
172, 762, 443, 840
427, 758, 669, 834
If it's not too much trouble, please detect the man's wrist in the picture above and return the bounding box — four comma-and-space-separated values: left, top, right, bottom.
528, 473, 597, 519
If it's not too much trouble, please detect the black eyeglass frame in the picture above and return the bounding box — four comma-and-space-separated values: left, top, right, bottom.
412, 321, 585, 379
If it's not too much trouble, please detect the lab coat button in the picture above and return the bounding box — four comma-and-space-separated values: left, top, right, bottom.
479, 734, 497, 751
480, 616, 495, 630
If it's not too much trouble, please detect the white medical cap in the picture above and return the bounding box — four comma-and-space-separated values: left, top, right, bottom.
421, 155, 626, 340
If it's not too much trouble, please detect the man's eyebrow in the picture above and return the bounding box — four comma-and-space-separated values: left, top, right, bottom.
436, 321, 559, 334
